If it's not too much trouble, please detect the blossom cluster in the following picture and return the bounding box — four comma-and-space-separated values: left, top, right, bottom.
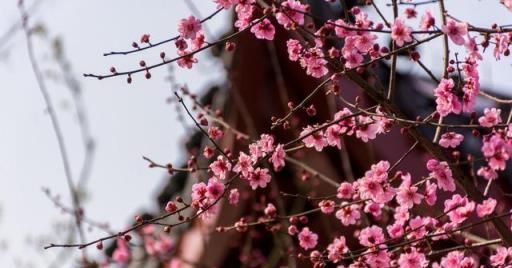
50, 0, 512, 267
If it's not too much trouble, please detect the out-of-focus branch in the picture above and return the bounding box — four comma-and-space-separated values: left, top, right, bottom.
0, 0, 43, 53
18, 0, 87, 256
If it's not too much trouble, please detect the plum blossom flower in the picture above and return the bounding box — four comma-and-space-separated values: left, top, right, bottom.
407, 216, 428, 240
444, 194, 475, 224
427, 159, 456, 192
398, 247, 428, 268
175, 38, 187, 51
213, 0, 239, 9
440, 251, 465, 268
209, 155, 232, 180
358, 176, 384, 202
391, 17, 413, 47
433, 78, 462, 117
233, 152, 253, 178
358, 161, 394, 203
419, 10, 435, 31
258, 134, 275, 153
206, 178, 225, 200
234, 3, 254, 29
319, 200, 335, 214
203, 146, 214, 159
301, 48, 328, 78
387, 222, 404, 239
178, 16, 202, 40
337, 182, 354, 199
354, 33, 378, 53
359, 225, 385, 247
396, 173, 423, 208
113, 238, 131, 264
327, 236, 348, 263
439, 132, 464, 148
355, 115, 379, 142
325, 125, 342, 149
298, 227, 318, 250
264, 203, 277, 218
476, 197, 497, 217
301, 126, 328, 151
462, 75, 480, 113
493, 33, 510, 60
248, 142, 263, 162
335, 202, 361, 226
465, 36, 483, 61
477, 166, 498, 180
365, 250, 391, 268
276, 0, 307, 29
165, 201, 177, 213
441, 19, 468, 45
247, 168, 271, 190
334, 108, 355, 135
394, 205, 410, 224
229, 188, 239, 205
425, 181, 438, 206
343, 48, 364, 68
481, 132, 510, 171
191, 31, 205, 50
479, 108, 502, 128
270, 144, 286, 171
364, 202, 384, 217
374, 107, 393, 134
197, 201, 219, 220
490, 246, 512, 266
250, 19, 275, 40
404, 7, 417, 18
176, 50, 198, 69
208, 126, 224, 140
334, 19, 356, 38
191, 182, 207, 203
286, 39, 303, 61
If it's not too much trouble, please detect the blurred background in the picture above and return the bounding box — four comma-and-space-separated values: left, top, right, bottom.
0, 0, 228, 266
0, 0, 510, 267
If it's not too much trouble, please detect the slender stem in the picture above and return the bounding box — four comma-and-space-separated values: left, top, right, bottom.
102, 8, 223, 56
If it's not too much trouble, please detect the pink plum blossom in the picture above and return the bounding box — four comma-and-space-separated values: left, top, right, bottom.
441, 19, 468, 45
209, 155, 232, 180
476, 197, 497, 217
391, 17, 413, 47
178, 16, 202, 40
276, 0, 307, 29
301, 126, 328, 151
228, 188, 239, 205
439, 132, 464, 148
270, 144, 286, 171
250, 19, 275, 40
298, 227, 318, 250
359, 225, 385, 247
427, 159, 456, 192
479, 108, 502, 128
335, 203, 361, 226
247, 167, 271, 190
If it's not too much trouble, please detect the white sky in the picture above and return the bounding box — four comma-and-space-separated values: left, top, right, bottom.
0, 0, 510, 267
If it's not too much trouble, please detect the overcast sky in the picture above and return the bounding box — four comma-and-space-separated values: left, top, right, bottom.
0, 0, 510, 267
